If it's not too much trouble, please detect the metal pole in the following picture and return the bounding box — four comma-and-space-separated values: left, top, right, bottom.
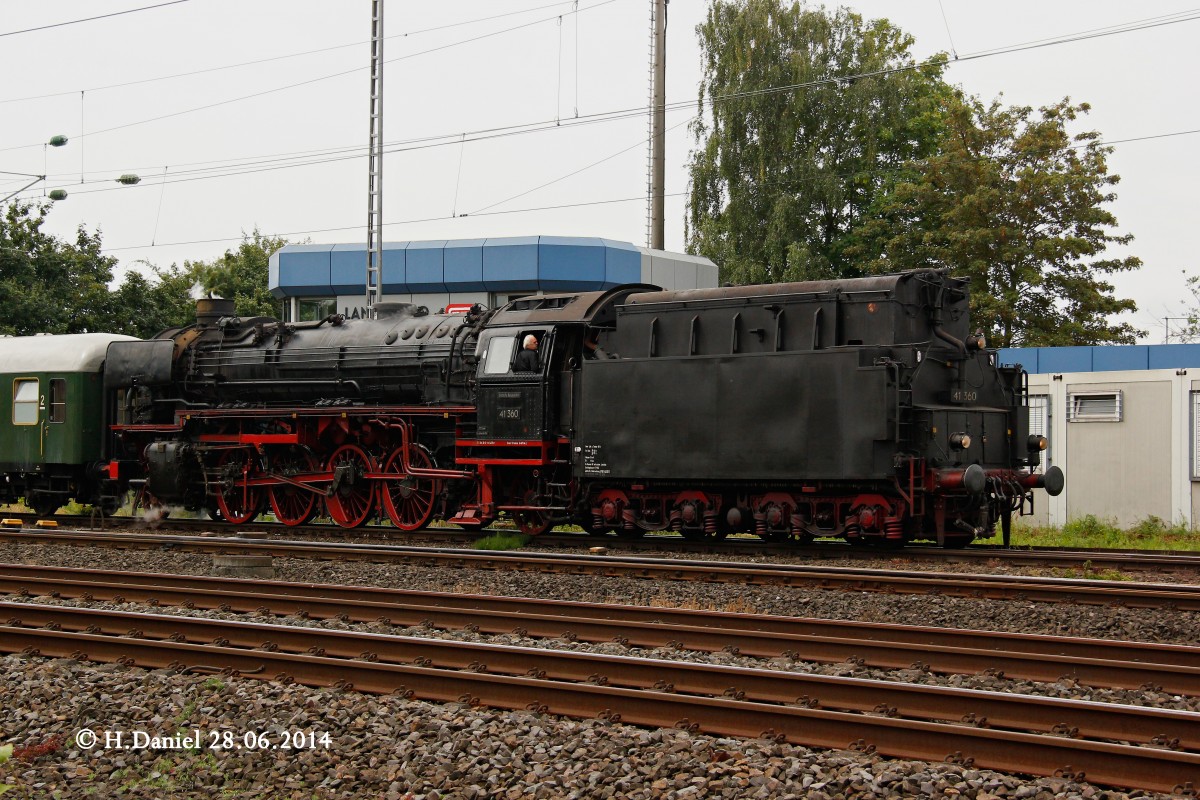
650, 0, 668, 251
366, 0, 385, 314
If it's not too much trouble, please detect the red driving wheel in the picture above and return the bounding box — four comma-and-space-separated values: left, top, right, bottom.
324, 444, 377, 528
380, 445, 439, 531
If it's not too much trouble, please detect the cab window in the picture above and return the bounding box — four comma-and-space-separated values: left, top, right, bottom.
482, 336, 517, 375
49, 379, 66, 423
13, 379, 38, 425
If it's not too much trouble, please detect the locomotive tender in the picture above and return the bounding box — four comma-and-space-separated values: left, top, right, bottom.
4, 269, 1062, 546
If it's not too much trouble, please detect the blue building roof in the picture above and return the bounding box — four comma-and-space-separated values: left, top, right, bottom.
998, 344, 1200, 373
269, 236, 645, 298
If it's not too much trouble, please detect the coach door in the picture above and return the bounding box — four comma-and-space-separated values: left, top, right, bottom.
8, 377, 43, 468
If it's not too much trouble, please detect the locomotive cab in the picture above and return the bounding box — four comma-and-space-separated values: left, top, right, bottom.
474, 327, 558, 441
473, 285, 658, 446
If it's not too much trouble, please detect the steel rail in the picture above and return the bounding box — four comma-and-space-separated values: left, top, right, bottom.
1, 627, 1196, 793
3, 529, 1200, 610
3, 563, 1197, 666
9, 520, 1200, 575
2, 564, 1197, 694
9, 517, 1200, 572
3, 601, 1196, 751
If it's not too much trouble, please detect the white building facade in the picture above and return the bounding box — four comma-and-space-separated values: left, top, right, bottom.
998, 345, 1200, 528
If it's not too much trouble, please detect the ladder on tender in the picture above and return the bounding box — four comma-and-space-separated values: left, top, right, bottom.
365, 0, 385, 315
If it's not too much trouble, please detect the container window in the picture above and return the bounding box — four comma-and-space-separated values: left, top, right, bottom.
13, 379, 38, 425
1067, 391, 1122, 422
48, 379, 66, 423
1192, 392, 1200, 480
1028, 394, 1051, 471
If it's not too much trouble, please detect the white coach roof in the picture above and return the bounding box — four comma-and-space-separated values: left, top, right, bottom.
0, 333, 141, 374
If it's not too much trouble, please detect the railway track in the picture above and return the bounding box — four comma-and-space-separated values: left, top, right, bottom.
1, 576, 1198, 792
3, 528, 1200, 611
6, 512, 1200, 573
2, 563, 1198, 693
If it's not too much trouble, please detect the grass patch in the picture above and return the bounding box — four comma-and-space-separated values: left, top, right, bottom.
472, 532, 530, 551
1012, 514, 1200, 551
1051, 563, 1135, 582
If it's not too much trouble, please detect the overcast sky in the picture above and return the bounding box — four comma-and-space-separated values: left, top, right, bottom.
2, 1, 1197, 342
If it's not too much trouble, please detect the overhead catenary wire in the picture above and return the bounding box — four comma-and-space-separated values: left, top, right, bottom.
84, 117, 1200, 255
17, 87, 1200, 208
21, 103, 700, 202
9, 1, 1200, 266
151, 166, 169, 246
467, 114, 694, 215
0, 0, 190, 39
11, 4, 1200, 185
0, 0, 586, 106
936, 0, 959, 59
556, 14, 564, 124
450, 134, 467, 219
0, 0, 621, 154
17, 4, 1199, 194
87, 110, 1200, 253
99, 191, 690, 253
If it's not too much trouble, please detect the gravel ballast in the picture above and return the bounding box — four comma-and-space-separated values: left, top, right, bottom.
3, 542, 1197, 647
1, 541, 1195, 798
0, 655, 1176, 800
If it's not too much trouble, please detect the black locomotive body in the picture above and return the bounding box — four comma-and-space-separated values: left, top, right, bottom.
96, 269, 1059, 546
566, 271, 1058, 545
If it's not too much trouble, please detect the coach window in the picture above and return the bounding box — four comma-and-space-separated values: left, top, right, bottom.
49, 379, 66, 423
13, 379, 38, 425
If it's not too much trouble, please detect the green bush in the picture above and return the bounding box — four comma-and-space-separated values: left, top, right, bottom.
472, 533, 531, 551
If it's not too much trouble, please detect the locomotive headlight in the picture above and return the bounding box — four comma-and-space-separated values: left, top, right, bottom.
949, 432, 971, 450
1027, 435, 1048, 452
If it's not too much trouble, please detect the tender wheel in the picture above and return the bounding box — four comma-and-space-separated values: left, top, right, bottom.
325, 444, 377, 529
575, 514, 612, 536
940, 533, 974, 549
28, 495, 61, 518
97, 495, 123, 517
268, 446, 320, 527
214, 449, 264, 525
381, 445, 439, 531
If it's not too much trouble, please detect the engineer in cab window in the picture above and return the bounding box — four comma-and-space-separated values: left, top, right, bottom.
512, 334, 540, 372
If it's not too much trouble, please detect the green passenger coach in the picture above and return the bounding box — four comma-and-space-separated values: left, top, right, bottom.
0, 332, 139, 515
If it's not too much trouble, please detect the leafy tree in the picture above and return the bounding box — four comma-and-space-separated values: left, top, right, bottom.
1168, 272, 1200, 343
687, 2, 1142, 347
108, 261, 200, 337
855, 97, 1142, 346
0, 201, 196, 338
187, 229, 286, 318
0, 201, 116, 335
686, 0, 953, 284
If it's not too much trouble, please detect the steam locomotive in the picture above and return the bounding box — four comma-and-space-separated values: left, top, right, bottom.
1, 269, 1062, 547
